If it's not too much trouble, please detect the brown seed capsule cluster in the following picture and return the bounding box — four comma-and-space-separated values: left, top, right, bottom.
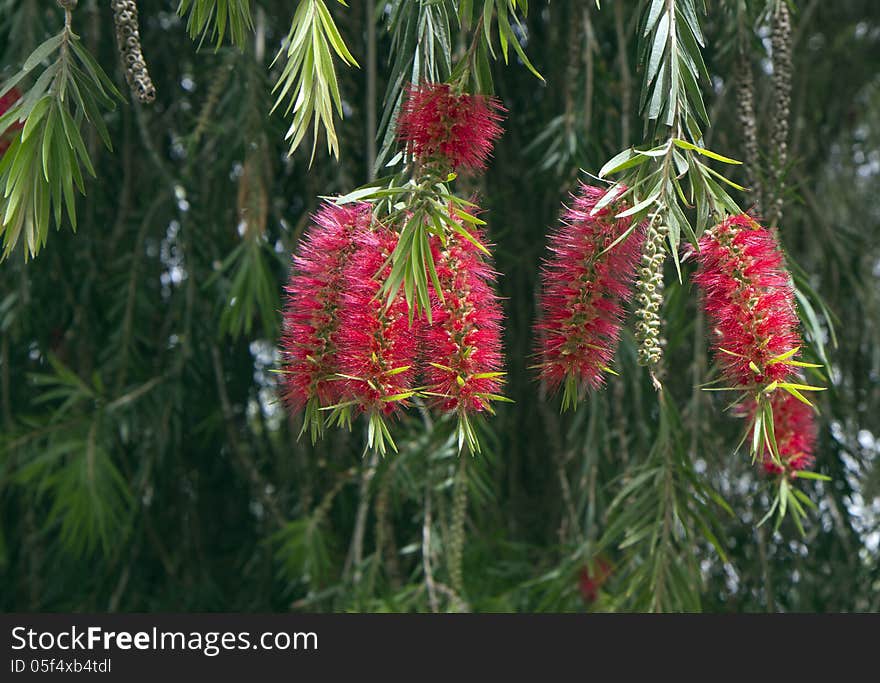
770, 2, 792, 225
57, 0, 78, 10
736, 51, 761, 215
111, 0, 156, 104
634, 216, 667, 371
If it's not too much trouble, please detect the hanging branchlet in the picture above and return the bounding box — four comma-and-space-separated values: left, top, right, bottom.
374, 0, 454, 169
237, 146, 270, 240
191, 58, 234, 147
110, 0, 156, 104
736, 50, 761, 215
271, 0, 359, 161
456, 0, 543, 92
597, 0, 742, 280
769, 1, 792, 226
635, 212, 667, 386
563, 8, 582, 136
448, 457, 468, 598
0, 5, 122, 259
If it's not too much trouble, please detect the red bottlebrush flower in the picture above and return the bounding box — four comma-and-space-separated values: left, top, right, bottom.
759, 392, 817, 476
0, 87, 24, 155
694, 214, 803, 388
337, 226, 421, 421
397, 82, 505, 172
535, 183, 644, 406
280, 202, 371, 435
579, 557, 612, 604
422, 221, 505, 423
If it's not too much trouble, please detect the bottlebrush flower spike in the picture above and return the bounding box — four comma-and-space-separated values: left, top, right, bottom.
337, 225, 421, 455
0, 87, 24, 155
696, 214, 827, 531
579, 556, 613, 605
751, 388, 823, 535
397, 82, 505, 172
534, 183, 645, 410
759, 391, 817, 477
693, 214, 803, 388
423, 217, 506, 453
280, 201, 371, 442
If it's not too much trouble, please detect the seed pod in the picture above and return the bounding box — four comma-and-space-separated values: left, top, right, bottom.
769, 2, 792, 226
634, 216, 667, 374
736, 51, 761, 215
111, 0, 156, 104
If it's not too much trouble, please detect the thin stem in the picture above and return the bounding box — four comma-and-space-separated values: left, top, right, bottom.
422, 477, 439, 613
210, 344, 285, 527
614, 0, 631, 146
366, 0, 377, 179
345, 450, 378, 584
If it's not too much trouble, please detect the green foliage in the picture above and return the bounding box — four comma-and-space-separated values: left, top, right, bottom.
177, 0, 254, 49
640, 0, 708, 130
211, 237, 280, 339
596, 394, 731, 612
10, 354, 145, 558
0, 0, 50, 65
271, 0, 359, 161
0, 27, 120, 260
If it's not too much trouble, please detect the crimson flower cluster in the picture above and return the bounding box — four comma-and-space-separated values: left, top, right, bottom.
693, 214, 802, 387
535, 183, 644, 404
695, 213, 819, 478
397, 82, 505, 172
280, 203, 371, 422
579, 556, 613, 605
337, 226, 422, 417
280, 202, 505, 450
423, 223, 504, 415
282, 80, 510, 452
0, 87, 23, 155
759, 391, 816, 476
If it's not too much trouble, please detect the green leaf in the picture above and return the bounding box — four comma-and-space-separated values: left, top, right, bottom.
21, 33, 64, 73
599, 148, 648, 178
616, 187, 661, 218
792, 471, 832, 482
672, 139, 741, 164
646, 11, 670, 87
643, 0, 665, 36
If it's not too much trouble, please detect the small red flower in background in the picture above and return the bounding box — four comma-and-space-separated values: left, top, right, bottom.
337, 226, 421, 416
534, 183, 644, 405
760, 391, 817, 476
694, 214, 802, 388
422, 219, 504, 417
579, 557, 612, 604
0, 87, 24, 155
280, 202, 371, 422
397, 82, 505, 172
